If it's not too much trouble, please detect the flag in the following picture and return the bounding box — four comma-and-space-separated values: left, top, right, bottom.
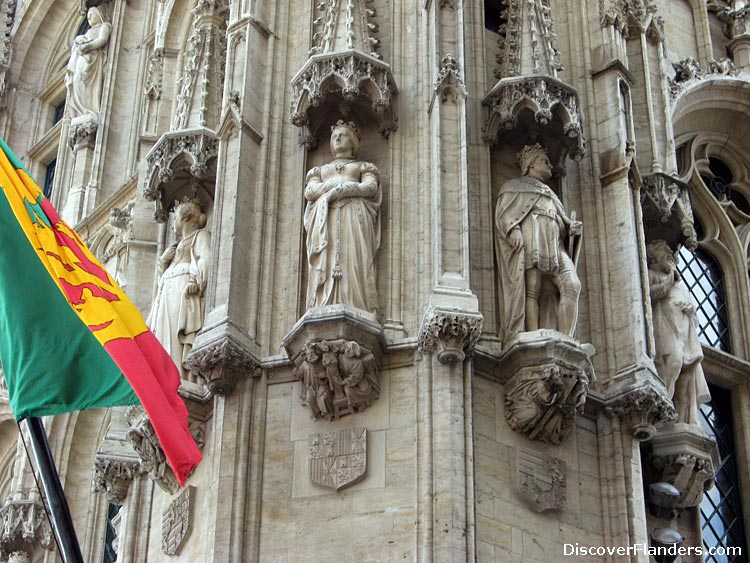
0, 137, 201, 486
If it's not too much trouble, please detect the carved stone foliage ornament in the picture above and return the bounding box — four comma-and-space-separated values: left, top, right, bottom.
309, 427, 367, 491
162, 486, 195, 555
645, 424, 720, 512
0, 497, 53, 561
92, 456, 140, 505
290, 0, 398, 140
418, 307, 483, 364
433, 54, 467, 103
515, 447, 566, 512
184, 335, 261, 396
599, 0, 658, 35
125, 406, 179, 494
640, 173, 697, 250
497, 331, 595, 445
604, 385, 677, 441
294, 339, 379, 421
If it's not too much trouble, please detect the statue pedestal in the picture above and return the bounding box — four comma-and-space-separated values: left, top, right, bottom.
283, 305, 386, 421
495, 330, 595, 445
646, 423, 719, 512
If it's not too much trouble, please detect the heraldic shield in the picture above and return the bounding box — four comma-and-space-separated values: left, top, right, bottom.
309, 427, 367, 491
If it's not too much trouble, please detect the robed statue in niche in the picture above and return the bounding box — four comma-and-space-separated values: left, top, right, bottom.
495, 144, 583, 343
65, 6, 112, 121
147, 198, 211, 382
303, 120, 381, 315
647, 240, 710, 425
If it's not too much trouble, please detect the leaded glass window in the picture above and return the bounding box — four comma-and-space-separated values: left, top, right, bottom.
677, 246, 730, 352
700, 384, 748, 562
102, 502, 120, 563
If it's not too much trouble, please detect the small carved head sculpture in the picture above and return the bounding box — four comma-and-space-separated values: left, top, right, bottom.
330, 120, 361, 158
517, 143, 552, 181
173, 197, 207, 234
343, 341, 361, 358
303, 343, 320, 363
646, 240, 677, 274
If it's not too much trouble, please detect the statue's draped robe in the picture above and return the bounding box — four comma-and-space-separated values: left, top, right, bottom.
494, 176, 569, 341
66, 22, 111, 119
304, 161, 381, 314
147, 229, 211, 378
650, 268, 710, 424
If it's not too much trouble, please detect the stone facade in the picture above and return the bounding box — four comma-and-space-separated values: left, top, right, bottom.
1, 1, 750, 562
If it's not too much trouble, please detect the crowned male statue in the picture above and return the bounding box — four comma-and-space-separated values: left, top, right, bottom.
147, 198, 211, 382
647, 240, 710, 425
303, 120, 382, 315
494, 144, 583, 343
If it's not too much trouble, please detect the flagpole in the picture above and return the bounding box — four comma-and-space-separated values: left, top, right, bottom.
20, 417, 84, 563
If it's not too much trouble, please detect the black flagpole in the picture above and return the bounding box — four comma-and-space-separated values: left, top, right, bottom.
20, 417, 84, 563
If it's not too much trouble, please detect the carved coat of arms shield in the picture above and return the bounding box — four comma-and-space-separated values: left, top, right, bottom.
309, 427, 367, 491
162, 486, 195, 555
515, 448, 566, 513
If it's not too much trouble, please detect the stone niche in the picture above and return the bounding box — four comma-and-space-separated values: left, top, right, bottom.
494, 330, 595, 445
283, 305, 386, 421
644, 422, 720, 515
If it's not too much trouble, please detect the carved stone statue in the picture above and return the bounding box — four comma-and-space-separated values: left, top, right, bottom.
65, 7, 111, 122
647, 240, 710, 425
304, 121, 381, 315
495, 144, 582, 342
294, 339, 379, 420
147, 198, 211, 382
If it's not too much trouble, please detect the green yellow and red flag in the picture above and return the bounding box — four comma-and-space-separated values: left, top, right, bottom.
0, 137, 201, 486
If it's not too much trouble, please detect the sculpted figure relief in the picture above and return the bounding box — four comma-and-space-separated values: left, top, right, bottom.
304, 121, 381, 315
65, 7, 112, 121
647, 240, 710, 425
295, 340, 379, 420
147, 199, 211, 382
495, 144, 582, 342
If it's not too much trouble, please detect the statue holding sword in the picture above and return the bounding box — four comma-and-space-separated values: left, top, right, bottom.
495, 144, 583, 343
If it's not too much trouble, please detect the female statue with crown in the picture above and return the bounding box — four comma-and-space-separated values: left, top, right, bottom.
147, 198, 211, 382
303, 120, 382, 315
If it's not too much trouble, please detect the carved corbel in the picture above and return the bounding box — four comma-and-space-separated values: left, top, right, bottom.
67, 115, 98, 151
640, 173, 697, 251
494, 331, 594, 445
418, 307, 483, 364
184, 336, 261, 396
0, 496, 53, 561
92, 456, 141, 505
125, 406, 179, 494
645, 424, 720, 513
604, 385, 677, 441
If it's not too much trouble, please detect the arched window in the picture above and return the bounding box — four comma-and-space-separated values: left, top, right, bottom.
699, 384, 748, 562
677, 246, 730, 353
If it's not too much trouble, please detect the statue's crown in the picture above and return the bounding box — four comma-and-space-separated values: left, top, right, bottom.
516, 143, 547, 169
173, 195, 202, 211
331, 119, 361, 140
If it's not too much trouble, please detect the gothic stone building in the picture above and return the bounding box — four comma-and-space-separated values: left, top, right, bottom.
1, 0, 750, 562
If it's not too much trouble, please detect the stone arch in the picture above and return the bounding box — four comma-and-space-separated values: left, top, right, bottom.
673, 79, 750, 355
